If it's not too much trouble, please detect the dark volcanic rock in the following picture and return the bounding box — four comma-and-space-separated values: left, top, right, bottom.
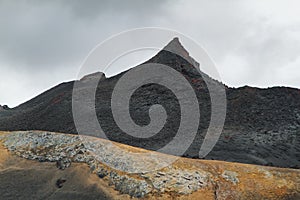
0, 105, 10, 110
56, 178, 67, 188
0, 38, 299, 169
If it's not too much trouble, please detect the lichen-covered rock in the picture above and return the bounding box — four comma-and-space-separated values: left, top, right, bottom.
1, 131, 300, 199
222, 170, 239, 185
56, 158, 71, 170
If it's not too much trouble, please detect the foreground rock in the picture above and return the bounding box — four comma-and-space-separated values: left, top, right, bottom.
0, 131, 299, 199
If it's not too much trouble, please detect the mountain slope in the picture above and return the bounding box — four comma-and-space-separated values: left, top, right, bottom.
0, 38, 299, 168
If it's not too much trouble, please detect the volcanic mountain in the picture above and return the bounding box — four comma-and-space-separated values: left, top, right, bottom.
0, 38, 299, 168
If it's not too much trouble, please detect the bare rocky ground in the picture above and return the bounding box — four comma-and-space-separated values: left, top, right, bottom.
0, 38, 299, 169
0, 131, 299, 200
0, 132, 128, 200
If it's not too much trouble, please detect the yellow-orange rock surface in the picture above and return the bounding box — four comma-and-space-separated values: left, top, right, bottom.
0, 131, 299, 199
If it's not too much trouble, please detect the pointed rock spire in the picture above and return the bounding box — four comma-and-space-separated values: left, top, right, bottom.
80, 72, 106, 82
163, 37, 199, 68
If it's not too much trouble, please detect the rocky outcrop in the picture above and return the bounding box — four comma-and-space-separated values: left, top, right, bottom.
0, 105, 10, 111
163, 37, 200, 68
79, 72, 106, 82
1, 131, 299, 199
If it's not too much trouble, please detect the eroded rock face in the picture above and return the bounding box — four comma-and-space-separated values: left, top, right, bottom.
1, 131, 299, 199
2, 131, 210, 197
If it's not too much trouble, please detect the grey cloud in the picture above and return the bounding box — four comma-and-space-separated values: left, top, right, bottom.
60, 0, 173, 19
231, 23, 300, 86
0, 0, 172, 71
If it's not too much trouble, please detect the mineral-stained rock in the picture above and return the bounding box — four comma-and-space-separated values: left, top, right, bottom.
1, 131, 299, 199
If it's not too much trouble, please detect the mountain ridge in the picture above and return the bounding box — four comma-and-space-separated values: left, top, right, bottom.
0, 38, 299, 169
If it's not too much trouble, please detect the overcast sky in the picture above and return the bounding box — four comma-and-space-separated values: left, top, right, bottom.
1, 0, 300, 107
